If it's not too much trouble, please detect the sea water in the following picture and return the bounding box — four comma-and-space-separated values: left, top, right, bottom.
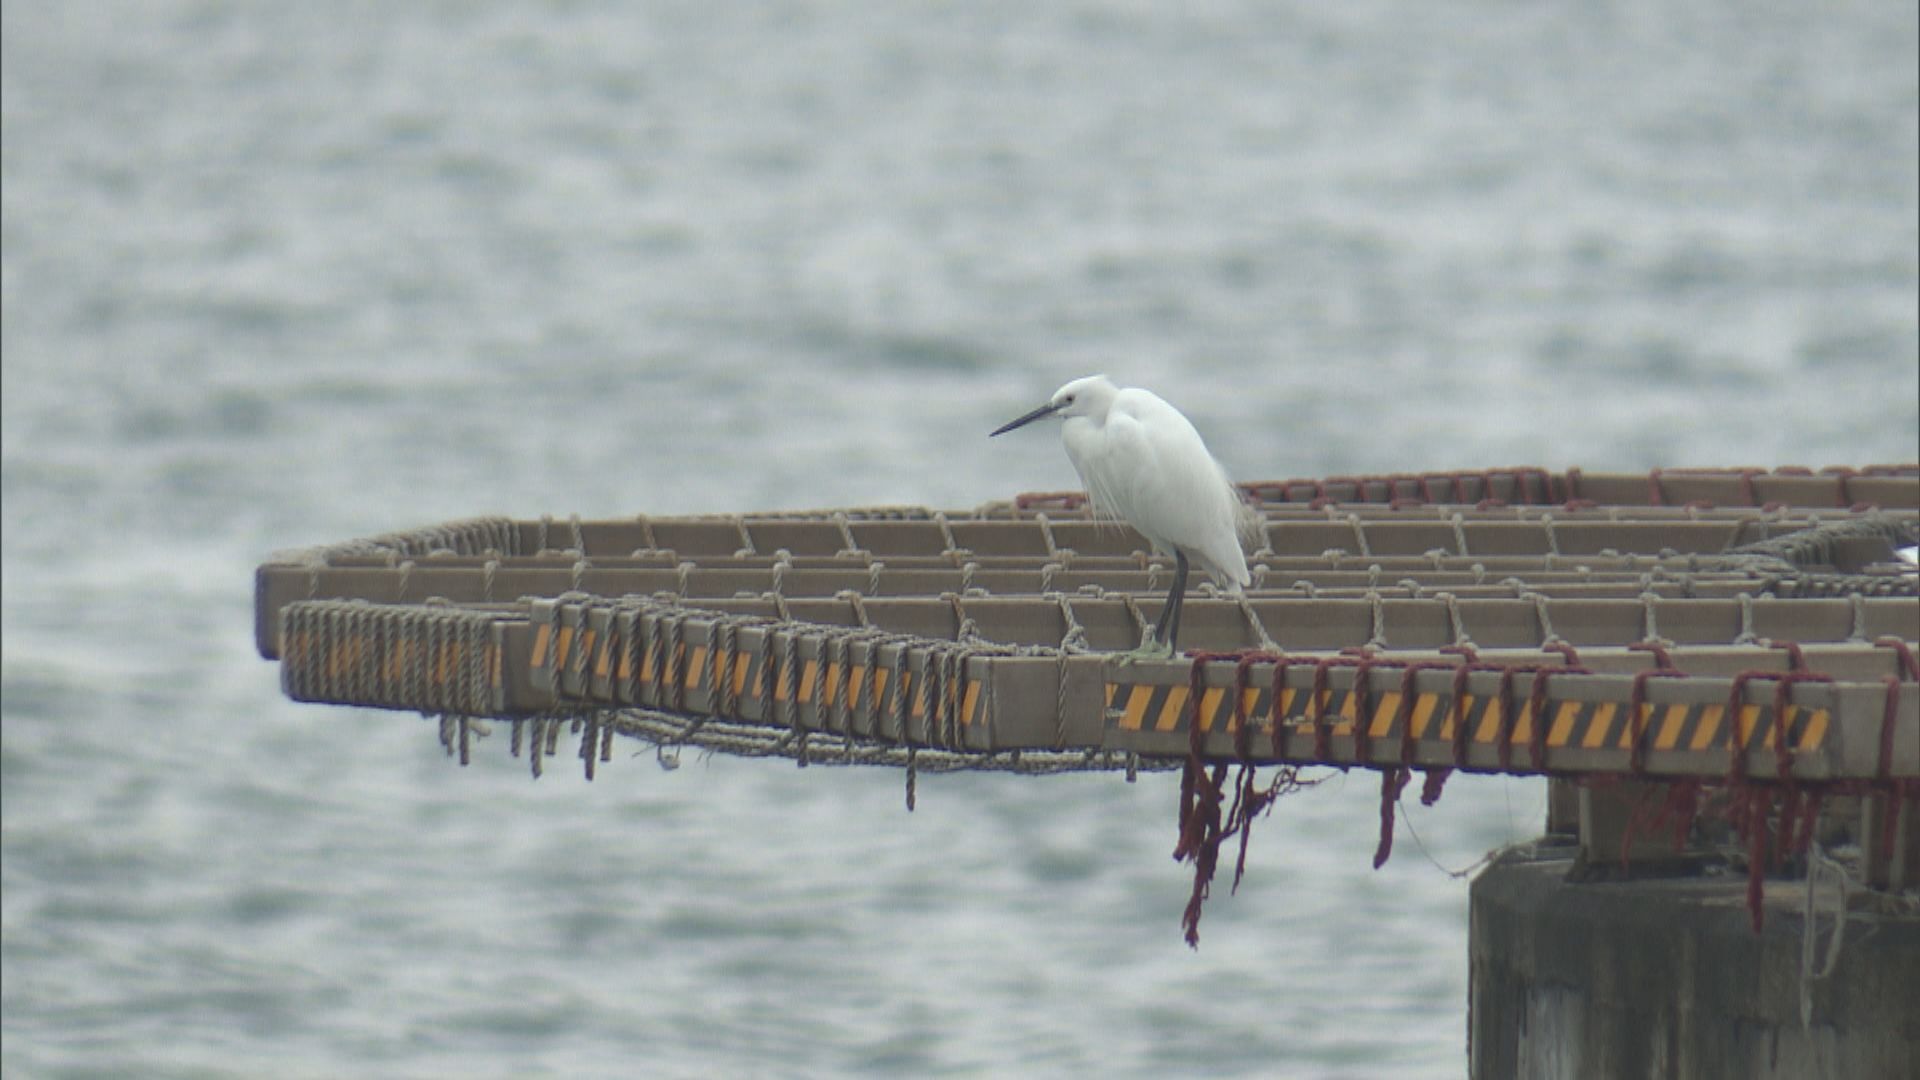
4, 3, 1915, 1076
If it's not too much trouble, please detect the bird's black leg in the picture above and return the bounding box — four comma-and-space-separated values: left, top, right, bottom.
1153, 550, 1191, 654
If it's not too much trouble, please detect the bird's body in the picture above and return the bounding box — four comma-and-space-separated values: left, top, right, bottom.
1058, 382, 1251, 592
992, 374, 1252, 656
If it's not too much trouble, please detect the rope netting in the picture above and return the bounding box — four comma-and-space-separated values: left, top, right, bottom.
263, 475, 1918, 947
281, 599, 510, 717
1723, 512, 1917, 568
428, 707, 1180, 809
1159, 642, 1920, 945
282, 593, 1184, 811
303, 515, 522, 561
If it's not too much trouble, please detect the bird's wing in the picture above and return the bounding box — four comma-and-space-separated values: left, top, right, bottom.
1234, 491, 1265, 553
1062, 419, 1130, 532
1085, 453, 1129, 532
1086, 407, 1170, 552
1110, 390, 1252, 588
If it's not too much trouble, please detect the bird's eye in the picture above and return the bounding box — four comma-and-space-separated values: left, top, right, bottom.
1063, 395, 1075, 405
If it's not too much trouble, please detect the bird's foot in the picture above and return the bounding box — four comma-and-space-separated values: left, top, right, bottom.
1113, 634, 1176, 666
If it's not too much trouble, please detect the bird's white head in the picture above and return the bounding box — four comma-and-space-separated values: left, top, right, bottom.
990, 374, 1117, 436
1048, 375, 1116, 420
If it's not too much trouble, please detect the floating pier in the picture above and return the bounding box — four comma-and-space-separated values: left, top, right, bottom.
256, 465, 1919, 1075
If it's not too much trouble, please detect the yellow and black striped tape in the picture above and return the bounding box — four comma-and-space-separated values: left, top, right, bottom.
1106, 682, 1829, 753
283, 630, 504, 692
532, 622, 984, 724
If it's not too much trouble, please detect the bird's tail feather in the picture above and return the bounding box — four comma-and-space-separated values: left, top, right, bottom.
1234, 495, 1263, 551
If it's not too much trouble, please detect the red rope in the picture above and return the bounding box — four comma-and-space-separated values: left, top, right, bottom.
1372, 767, 1413, 869
1159, 638, 1903, 945
1269, 657, 1294, 759
1724, 671, 1834, 784
1771, 678, 1803, 785
1496, 667, 1522, 772
1234, 464, 1914, 509
1167, 652, 1291, 947
1237, 468, 1572, 506
1820, 465, 1856, 507
1628, 640, 1675, 671
1310, 662, 1333, 760
1529, 666, 1579, 772
1880, 675, 1903, 784
1770, 639, 1807, 673
1628, 669, 1688, 775
1541, 641, 1584, 668
1883, 783, 1911, 867
1617, 782, 1663, 871
1774, 788, 1800, 871
1874, 636, 1919, 682
1231, 653, 1263, 761
1448, 662, 1474, 771
1396, 664, 1455, 768
1176, 762, 1228, 947
1878, 676, 1907, 866
1430, 644, 1487, 805
1716, 666, 1842, 933
1230, 766, 1261, 894
1743, 787, 1772, 932
1792, 788, 1824, 857
1176, 652, 1218, 850
1643, 778, 1704, 858
1012, 491, 1087, 511
1352, 657, 1379, 765
1718, 784, 1772, 932
1724, 674, 1759, 784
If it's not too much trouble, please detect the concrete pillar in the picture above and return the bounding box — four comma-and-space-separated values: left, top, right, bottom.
1469, 846, 1920, 1079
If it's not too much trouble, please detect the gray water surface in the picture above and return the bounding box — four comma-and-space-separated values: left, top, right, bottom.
4, 3, 1916, 1077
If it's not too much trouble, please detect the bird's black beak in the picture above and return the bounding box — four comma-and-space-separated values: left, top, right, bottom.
990, 400, 1064, 437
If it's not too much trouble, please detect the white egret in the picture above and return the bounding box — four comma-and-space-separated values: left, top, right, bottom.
992, 375, 1254, 657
